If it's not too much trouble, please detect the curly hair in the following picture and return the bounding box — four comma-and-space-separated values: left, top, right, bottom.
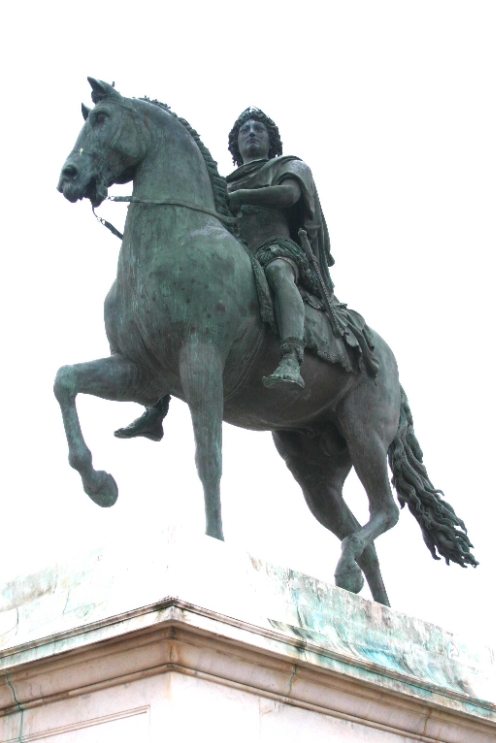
228, 107, 283, 167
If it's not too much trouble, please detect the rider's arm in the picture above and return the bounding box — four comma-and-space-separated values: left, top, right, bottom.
229, 178, 302, 211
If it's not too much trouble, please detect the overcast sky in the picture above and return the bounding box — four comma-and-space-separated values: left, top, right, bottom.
2, 1, 495, 646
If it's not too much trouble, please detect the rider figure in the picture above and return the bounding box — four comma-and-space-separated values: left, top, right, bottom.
115, 107, 333, 441
229, 108, 306, 389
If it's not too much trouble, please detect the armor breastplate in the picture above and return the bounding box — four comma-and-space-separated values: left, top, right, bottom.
237, 205, 291, 251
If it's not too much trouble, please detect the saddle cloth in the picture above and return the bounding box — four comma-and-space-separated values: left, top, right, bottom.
248, 251, 378, 376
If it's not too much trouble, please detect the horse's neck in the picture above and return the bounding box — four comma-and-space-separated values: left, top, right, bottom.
131, 111, 216, 209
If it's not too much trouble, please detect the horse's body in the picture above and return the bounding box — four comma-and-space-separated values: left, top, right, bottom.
56, 79, 476, 608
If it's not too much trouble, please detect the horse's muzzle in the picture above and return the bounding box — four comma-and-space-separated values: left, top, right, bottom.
57, 158, 107, 207
58, 158, 86, 202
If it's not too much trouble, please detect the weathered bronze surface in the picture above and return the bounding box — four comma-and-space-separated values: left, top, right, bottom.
56, 79, 477, 607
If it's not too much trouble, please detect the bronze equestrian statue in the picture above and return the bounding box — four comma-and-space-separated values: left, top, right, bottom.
56, 78, 477, 607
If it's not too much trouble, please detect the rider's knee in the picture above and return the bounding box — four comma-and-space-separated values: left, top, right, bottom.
265, 259, 296, 290
54, 365, 76, 401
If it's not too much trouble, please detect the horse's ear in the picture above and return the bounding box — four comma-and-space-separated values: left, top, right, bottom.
87, 77, 121, 104
81, 103, 91, 121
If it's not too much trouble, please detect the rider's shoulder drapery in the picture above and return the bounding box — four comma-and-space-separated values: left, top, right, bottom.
226, 156, 334, 296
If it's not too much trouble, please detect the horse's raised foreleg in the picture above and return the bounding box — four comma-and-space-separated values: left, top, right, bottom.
180, 339, 224, 540
273, 430, 390, 605
54, 354, 148, 507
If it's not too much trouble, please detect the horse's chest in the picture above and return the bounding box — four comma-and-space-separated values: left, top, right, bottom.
110, 233, 233, 352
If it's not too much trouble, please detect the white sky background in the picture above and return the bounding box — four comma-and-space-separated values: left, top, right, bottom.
1, 2, 495, 645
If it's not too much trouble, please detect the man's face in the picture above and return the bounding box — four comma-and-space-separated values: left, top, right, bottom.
238, 119, 270, 164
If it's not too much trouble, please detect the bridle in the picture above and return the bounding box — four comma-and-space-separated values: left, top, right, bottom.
89, 97, 237, 240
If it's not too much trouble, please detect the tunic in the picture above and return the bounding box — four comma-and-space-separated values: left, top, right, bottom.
226, 156, 334, 301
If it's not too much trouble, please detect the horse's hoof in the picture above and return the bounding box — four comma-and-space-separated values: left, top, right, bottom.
335, 562, 365, 594
114, 414, 164, 442
84, 471, 118, 508
206, 527, 225, 541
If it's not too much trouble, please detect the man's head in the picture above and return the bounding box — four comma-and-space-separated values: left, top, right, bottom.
228, 107, 282, 167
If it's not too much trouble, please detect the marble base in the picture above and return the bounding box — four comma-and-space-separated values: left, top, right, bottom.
0, 528, 495, 742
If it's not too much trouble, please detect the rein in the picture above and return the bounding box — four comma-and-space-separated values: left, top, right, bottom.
92, 195, 236, 240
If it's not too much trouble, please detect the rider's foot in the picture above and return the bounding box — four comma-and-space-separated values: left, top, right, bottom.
263, 341, 305, 390
114, 408, 164, 442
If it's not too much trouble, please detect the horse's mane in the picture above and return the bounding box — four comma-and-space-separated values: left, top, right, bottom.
139, 98, 234, 234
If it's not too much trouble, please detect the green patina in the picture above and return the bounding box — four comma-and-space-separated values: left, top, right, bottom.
55, 78, 477, 612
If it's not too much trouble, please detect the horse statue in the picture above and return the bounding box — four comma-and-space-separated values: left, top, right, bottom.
56, 78, 477, 607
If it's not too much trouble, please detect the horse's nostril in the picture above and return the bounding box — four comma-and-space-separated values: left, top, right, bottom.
63, 164, 78, 179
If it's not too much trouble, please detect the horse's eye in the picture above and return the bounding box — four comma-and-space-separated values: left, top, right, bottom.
96, 113, 107, 125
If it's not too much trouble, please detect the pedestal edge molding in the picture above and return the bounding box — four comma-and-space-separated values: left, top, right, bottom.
1, 597, 493, 712
0, 599, 494, 743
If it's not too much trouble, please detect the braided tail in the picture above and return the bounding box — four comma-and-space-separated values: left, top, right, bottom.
388, 387, 478, 567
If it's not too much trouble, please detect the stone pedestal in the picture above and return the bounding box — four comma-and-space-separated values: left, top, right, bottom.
1, 528, 495, 742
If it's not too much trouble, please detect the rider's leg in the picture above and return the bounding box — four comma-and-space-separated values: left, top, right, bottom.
114, 395, 170, 441
263, 258, 305, 389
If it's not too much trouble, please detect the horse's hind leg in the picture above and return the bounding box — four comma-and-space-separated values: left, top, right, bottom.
335, 392, 400, 596
54, 354, 148, 507
179, 339, 224, 541
273, 430, 390, 605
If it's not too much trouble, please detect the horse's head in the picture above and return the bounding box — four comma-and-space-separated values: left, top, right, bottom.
57, 78, 148, 207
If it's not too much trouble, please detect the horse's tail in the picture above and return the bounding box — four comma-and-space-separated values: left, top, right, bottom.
387, 386, 478, 568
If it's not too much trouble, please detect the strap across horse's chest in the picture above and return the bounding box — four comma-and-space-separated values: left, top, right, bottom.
93, 196, 236, 240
